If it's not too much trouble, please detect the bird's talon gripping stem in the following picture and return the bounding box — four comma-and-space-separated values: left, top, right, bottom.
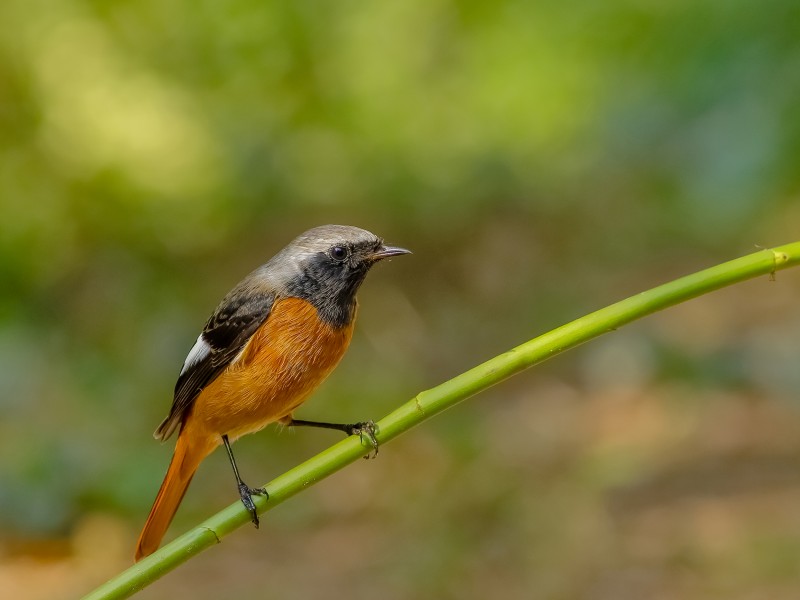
238, 482, 268, 528
349, 420, 379, 459
223, 434, 268, 528
286, 418, 380, 458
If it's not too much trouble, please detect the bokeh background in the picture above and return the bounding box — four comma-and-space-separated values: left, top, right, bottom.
1, 0, 800, 598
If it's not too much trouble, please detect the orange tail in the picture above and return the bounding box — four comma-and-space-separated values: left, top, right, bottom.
134, 432, 214, 561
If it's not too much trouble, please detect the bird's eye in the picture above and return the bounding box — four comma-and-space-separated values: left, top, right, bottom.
329, 245, 349, 261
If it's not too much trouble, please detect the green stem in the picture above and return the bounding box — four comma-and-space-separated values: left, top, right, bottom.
82, 242, 800, 600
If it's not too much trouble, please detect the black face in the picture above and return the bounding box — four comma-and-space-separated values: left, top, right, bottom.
324, 238, 384, 270
286, 237, 386, 327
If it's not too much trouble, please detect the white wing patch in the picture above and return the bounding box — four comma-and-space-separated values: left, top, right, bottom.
180, 334, 211, 376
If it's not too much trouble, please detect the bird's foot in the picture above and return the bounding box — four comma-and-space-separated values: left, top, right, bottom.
238, 482, 268, 528
346, 420, 379, 459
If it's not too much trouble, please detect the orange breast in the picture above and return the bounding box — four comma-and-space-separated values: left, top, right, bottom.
190, 297, 355, 441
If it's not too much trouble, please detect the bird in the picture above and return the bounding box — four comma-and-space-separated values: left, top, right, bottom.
134, 224, 410, 561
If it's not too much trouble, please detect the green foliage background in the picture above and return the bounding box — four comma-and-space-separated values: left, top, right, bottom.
1, 1, 799, 598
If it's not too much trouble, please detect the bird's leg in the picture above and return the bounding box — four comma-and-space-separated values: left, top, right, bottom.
284, 418, 380, 458
222, 434, 268, 527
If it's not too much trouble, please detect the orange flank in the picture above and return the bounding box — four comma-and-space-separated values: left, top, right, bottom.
134, 297, 354, 561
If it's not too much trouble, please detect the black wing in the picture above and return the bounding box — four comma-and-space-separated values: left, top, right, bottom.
154, 290, 276, 440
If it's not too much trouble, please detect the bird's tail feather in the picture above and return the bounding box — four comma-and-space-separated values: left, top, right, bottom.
134, 432, 212, 561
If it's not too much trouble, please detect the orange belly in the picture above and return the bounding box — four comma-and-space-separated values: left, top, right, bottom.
189, 297, 355, 441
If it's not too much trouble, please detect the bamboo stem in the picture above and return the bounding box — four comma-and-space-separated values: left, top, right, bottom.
82, 242, 800, 600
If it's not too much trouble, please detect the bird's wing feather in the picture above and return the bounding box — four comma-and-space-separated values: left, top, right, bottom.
154, 290, 276, 440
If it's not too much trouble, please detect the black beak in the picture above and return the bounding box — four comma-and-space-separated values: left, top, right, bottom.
370, 245, 412, 261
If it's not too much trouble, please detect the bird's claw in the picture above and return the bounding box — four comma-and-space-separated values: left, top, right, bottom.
238, 482, 268, 528
348, 420, 379, 459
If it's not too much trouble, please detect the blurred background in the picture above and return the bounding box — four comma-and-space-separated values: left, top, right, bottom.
1, 0, 799, 598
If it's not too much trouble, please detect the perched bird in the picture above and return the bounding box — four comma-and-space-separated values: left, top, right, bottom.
134, 225, 410, 561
